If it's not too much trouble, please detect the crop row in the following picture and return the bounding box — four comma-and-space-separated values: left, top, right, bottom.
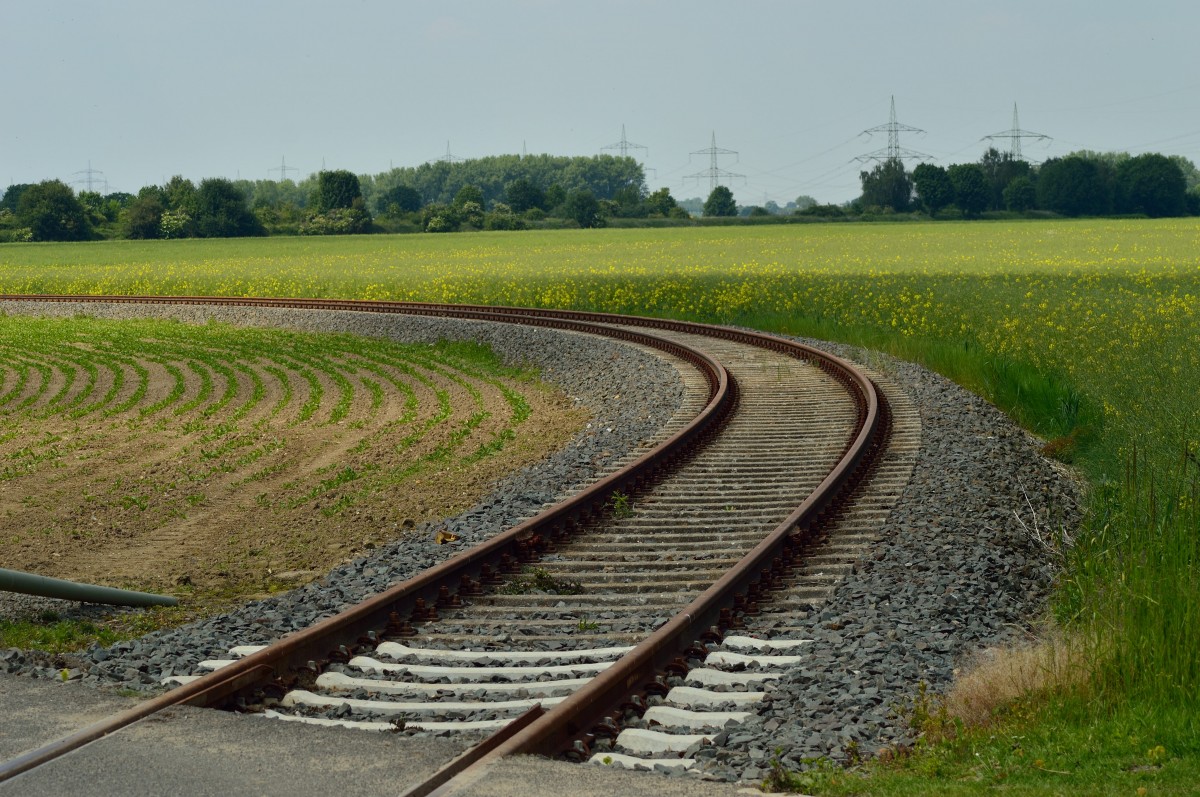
0, 315, 552, 599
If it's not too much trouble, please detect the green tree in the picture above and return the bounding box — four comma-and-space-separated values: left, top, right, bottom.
912, 163, 954, 216
644, 187, 679, 217
504, 178, 544, 213
858, 158, 912, 212
611, 184, 647, 218
1115, 153, 1187, 217
374, 184, 423, 215
452, 184, 484, 209
311, 170, 363, 214
124, 195, 164, 239
1002, 175, 1037, 212
544, 184, 567, 213
193, 178, 263, 238
483, 202, 526, 231
979, 148, 1032, 211
1036, 156, 1112, 216
1167, 155, 1200, 192
1, 184, 33, 214
703, 185, 738, 217
17, 180, 92, 241
947, 163, 989, 218
563, 189, 602, 227
163, 176, 198, 214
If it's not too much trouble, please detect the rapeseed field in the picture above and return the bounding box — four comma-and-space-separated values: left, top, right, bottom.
2, 220, 1198, 789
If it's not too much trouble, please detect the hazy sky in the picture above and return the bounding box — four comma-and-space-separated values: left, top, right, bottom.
4, 1, 1199, 204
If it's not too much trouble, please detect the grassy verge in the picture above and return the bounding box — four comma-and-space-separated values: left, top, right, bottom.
733, 311, 1198, 794
766, 697, 1200, 796
0, 608, 182, 654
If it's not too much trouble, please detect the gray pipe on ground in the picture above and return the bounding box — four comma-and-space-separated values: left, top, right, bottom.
0, 568, 177, 608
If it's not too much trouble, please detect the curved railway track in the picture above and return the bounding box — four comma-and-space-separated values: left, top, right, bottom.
0, 296, 900, 793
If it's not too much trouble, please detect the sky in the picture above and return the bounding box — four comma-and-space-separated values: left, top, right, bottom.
3, 0, 1200, 205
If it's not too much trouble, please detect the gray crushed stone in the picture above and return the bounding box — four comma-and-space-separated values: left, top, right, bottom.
0, 308, 1083, 786
0, 302, 684, 689
684, 337, 1082, 784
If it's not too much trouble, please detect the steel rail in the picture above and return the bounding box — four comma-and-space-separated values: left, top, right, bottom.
0, 296, 731, 784
0, 295, 882, 791
410, 321, 883, 796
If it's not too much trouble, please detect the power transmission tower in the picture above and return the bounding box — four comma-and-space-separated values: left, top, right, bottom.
269, 156, 298, 182
70, 161, 106, 193
601, 124, 647, 160
601, 124, 655, 178
855, 96, 930, 163
439, 141, 464, 164
982, 103, 1050, 161
684, 132, 745, 193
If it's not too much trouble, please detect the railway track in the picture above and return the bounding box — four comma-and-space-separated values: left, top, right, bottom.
0, 297, 901, 792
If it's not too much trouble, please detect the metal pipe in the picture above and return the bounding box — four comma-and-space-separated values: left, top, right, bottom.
0, 568, 177, 607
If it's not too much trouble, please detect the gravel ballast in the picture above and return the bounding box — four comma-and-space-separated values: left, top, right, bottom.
0, 303, 685, 683
0, 307, 1083, 785
687, 337, 1081, 784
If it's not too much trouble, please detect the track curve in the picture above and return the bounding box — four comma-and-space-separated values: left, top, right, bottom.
0, 296, 884, 789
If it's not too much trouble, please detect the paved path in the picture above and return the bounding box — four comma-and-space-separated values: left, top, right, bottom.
0, 675, 750, 796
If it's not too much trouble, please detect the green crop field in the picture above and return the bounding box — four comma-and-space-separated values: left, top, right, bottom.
1, 220, 1197, 792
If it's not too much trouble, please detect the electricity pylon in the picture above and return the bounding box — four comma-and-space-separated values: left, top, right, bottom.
982, 103, 1050, 160
684, 132, 745, 192
602, 124, 654, 178
601, 124, 648, 159
70, 161, 106, 192
438, 141, 464, 164
855, 96, 930, 163
269, 156, 298, 182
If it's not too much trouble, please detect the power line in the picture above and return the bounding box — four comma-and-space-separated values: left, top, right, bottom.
855, 95, 931, 163
981, 103, 1050, 160
684, 131, 745, 193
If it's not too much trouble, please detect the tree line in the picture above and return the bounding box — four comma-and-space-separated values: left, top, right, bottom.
4, 147, 1198, 243
858, 148, 1199, 218
0, 155, 667, 242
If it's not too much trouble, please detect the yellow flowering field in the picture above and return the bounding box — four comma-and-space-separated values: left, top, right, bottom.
2, 220, 1196, 462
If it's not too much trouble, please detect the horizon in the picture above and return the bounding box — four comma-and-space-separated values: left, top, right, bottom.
4, 1, 1198, 205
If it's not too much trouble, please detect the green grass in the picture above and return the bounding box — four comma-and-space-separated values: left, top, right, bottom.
765, 697, 1200, 796
0, 609, 181, 654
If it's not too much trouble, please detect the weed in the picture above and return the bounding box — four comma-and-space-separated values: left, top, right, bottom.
499, 567, 584, 595
608, 490, 632, 519
763, 753, 847, 793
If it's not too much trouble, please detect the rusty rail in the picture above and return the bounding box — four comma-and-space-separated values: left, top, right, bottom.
0, 296, 730, 783
0, 295, 882, 789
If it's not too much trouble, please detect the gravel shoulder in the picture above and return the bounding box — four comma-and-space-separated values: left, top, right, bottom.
0, 309, 1084, 789
684, 337, 1082, 784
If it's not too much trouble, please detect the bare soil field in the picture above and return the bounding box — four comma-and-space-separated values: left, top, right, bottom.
0, 317, 585, 614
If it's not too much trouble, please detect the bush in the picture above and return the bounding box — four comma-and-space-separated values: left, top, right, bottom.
422, 204, 458, 233
797, 203, 845, 218
299, 207, 373, 235
483, 203, 526, 231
